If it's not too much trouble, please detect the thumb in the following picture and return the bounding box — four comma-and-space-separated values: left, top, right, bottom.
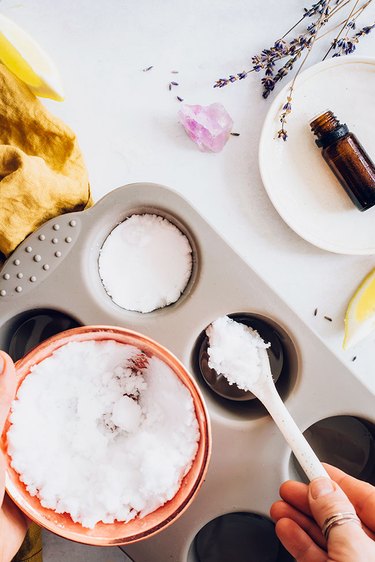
0, 351, 17, 505
308, 477, 364, 546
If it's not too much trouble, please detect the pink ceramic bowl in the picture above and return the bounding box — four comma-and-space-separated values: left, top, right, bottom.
2, 326, 211, 546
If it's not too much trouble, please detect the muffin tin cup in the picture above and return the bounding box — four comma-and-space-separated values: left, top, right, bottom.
0, 183, 374, 560
192, 312, 298, 419
291, 415, 375, 485
187, 512, 294, 562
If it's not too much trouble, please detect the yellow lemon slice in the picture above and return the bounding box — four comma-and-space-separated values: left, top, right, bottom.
0, 13, 64, 100
344, 268, 375, 349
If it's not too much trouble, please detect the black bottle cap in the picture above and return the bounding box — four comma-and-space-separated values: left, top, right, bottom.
315, 124, 349, 148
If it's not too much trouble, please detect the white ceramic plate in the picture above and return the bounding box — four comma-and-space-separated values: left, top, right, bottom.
259, 56, 375, 254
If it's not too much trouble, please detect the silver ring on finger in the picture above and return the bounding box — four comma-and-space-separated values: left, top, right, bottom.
322, 511, 362, 541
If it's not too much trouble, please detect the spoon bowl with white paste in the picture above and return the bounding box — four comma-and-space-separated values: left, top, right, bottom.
197, 313, 285, 402
207, 316, 328, 481
3, 326, 211, 545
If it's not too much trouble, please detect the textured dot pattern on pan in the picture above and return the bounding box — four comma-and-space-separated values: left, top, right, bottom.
190, 512, 293, 562
192, 312, 298, 420
292, 416, 375, 485
0, 218, 80, 298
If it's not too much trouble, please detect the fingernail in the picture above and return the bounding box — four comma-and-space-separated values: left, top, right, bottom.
0, 353, 4, 375
310, 477, 335, 499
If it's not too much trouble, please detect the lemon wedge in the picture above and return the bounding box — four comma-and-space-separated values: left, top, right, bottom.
0, 13, 64, 100
344, 268, 375, 349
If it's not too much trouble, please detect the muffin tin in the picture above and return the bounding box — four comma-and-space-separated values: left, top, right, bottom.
0, 183, 374, 562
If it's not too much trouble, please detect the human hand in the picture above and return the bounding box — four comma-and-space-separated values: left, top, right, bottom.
0, 351, 28, 562
270, 463, 375, 562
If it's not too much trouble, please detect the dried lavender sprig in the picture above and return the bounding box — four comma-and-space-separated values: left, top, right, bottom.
278, 2, 332, 140
214, 36, 310, 89
323, 0, 361, 58
354, 21, 375, 35
259, 1, 346, 97
214, 1, 341, 89
309, 0, 372, 51
214, 71, 249, 88
332, 21, 375, 54
213, 0, 361, 90
304, 0, 329, 17
278, 0, 373, 139
213, 0, 373, 139
262, 49, 306, 98
260, 35, 317, 98
328, 0, 374, 56
322, 0, 353, 22
282, 0, 336, 38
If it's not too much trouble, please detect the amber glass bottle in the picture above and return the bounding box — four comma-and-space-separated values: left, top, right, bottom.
310, 111, 375, 212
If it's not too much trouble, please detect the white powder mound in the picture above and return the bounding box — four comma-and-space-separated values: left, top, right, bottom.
98, 214, 193, 313
7, 340, 199, 528
206, 316, 270, 391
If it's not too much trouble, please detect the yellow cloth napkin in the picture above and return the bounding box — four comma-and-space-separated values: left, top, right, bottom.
0, 63, 92, 259
0, 64, 92, 561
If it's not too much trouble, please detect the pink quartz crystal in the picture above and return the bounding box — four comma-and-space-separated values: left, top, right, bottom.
178, 103, 233, 152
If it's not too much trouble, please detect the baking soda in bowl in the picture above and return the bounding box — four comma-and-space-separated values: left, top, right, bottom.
7, 340, 200, 528
98, 214, 193, 313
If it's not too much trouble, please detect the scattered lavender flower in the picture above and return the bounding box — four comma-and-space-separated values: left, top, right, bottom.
346, 19, 357, 28
214, 72, 248, 88
142, 67, 186, 101
332, 22, 375, 55
304, 0, 331, 17
278, 96, 293, 140
213, 0, 373, 139
277, 129, 288, 141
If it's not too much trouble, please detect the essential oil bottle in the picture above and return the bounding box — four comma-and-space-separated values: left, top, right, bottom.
310, 111, 375, 212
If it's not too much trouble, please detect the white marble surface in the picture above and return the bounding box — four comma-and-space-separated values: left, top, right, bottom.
1, 0, 375, 560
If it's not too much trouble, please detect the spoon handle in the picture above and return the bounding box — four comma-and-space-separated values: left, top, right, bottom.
255, 381, 328, 481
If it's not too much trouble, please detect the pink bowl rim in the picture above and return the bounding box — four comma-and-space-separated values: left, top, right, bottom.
3, 325, 211, 546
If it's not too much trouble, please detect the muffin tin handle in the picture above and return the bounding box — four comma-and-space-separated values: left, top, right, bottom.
254, 351, 329, 481
0, 213, 81, 299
